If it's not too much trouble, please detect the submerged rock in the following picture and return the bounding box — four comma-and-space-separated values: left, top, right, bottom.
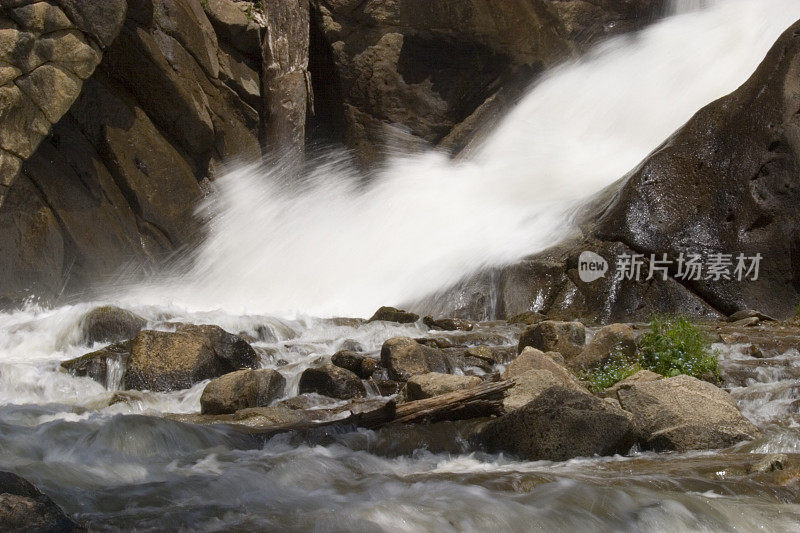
298, 365, 366, 400
380, 337, 451, 381
125, 325, 258, 391
0, 471, 81, 532
518, 320, 585, 359
79, 305, 146, 345
423, 316, 474, 331
61, 340, 132, 388
616, 374, 760, 451
331, 350, 377, 379
404, 373, 482, 401
571, 323, 636, 370
478, 386, 638, 461
368, 306, 420, 324
200, 369, 286, 415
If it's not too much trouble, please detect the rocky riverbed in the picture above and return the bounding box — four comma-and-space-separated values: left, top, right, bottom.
3, 302, 800, 530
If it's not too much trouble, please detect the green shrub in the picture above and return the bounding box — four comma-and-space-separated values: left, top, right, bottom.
581, 315, 720, 392
581, 352, 640, 394
639, 315, 719, 379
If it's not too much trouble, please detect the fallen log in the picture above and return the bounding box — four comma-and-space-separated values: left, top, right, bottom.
167, 379, 514, 438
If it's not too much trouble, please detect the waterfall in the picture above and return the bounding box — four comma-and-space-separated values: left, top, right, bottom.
117, 0, 800, 318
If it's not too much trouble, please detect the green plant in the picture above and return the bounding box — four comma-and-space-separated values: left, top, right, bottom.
581, 351, 641, 394
639, 314, 720, 380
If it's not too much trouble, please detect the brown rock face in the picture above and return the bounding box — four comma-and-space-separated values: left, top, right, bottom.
478, 386, 638, 461
200, 368, 286, 414
616, 374, 760, 451
517, 321, 585, 358
79, 305, 147, 345
61, 339, 132, 388
310, 0, 666, 165
125, 325, 259, 391
0, 0, 275, 305
0, 471, 81, 532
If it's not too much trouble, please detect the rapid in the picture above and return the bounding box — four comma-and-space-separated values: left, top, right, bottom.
3, 0, 800, 531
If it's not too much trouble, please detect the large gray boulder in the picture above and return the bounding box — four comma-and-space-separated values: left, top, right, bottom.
79, 305, 146, 344
616, 374, 760, 451
200, 368, 286, 414
0, 471, 81, 532
380, 337, 451, 381
478, 386, 638, 461
125, 324, 259, 391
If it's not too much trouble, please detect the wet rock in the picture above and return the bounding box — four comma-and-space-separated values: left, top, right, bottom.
423, 316, 474, 331
571, 323, 636, 370
746, 344, 765, 359
331, 350, 377, 379
404, 373, 482, 401
61, 339, 132, 388
369, 379, 403, 397
79, 305, 147, 344
508, 311, 546, 326
748, 454, 789, 474
730, 317, 760, 327
276, 393, 340, 411
728, 310, 777, 322
125, 325, 258, 391
478, 386, 638, 461
380, 337, 451, 381
298, 364, 366, 400
338, 339, 365, 352
617, 375, 760, 451
0, 471, 81, 532
200, 369, 286, 415
518, 320, 585, 359
368, 306, 420, 324
600, 369, 662, 399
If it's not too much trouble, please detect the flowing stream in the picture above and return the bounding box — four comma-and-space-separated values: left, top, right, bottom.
3, 1, 800, 531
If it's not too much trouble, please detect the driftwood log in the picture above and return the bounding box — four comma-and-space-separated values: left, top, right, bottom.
170, 379, 514, 438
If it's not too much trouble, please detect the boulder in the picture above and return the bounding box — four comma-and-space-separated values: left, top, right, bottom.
478, 386, 638, 461
517, 321, 585, 358
616, 374, 760, 451
600, 369, 661, 399
298, 364, 366, 400
200, 369, 286, 414
380, 337, 451, 380
61, 339, 132, 388
508, 311, 546, 326
571, 323, 637, 370
368, 306, 420, 324
503, 368, 586, 412
0, 471, 81, 532
124, 325, 258, 391
502, 347, 575, 383
404, 372, 482, 401
331, 350, 377, 378
423, 316, 474, 331
79, 305, 146, 344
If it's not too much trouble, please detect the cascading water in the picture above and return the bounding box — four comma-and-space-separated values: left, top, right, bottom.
4, 1, 800, 531
116, 0, 800, 318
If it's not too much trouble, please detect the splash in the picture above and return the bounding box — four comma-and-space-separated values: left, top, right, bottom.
120, 0, 800, 318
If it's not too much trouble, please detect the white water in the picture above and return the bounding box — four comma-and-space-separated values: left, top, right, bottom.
109, 0, 800, 318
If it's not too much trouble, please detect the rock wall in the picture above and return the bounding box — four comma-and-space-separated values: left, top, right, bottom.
423, 19, 800, 322
0, 0, 284, 303
310, 0, 667, 164
0, 0, 126, 206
